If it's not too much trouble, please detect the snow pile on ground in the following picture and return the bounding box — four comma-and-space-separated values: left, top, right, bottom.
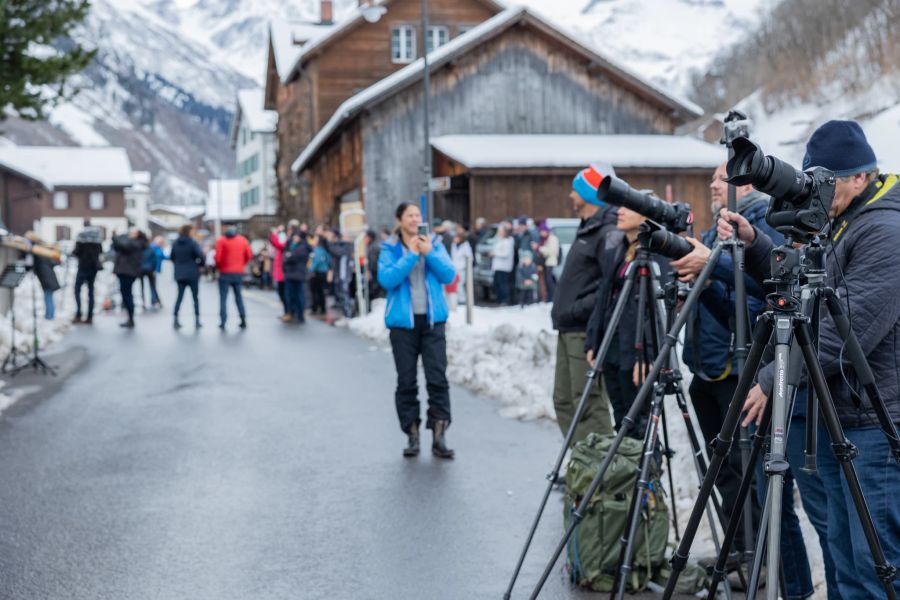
350, 299, 558, 420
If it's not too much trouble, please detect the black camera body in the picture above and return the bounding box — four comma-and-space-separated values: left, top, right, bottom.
725, 137, 836, 241
597, 175, 695, 260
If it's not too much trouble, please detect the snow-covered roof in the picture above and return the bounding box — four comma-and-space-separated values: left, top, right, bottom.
150, 203, 206, 219
283, 0, 504, 83
269, 19, 337, 82
0, 146, 134, 190
205, 179, 243, 221
235, 89, 277, 133
291, 6, 704, 174
431, 134, 725, 170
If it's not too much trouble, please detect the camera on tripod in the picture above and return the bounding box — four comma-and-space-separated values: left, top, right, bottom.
597, 175, 694, 259
725, 137, 836, 241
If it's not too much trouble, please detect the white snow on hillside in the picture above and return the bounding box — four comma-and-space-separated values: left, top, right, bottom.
740, 79, 900, 172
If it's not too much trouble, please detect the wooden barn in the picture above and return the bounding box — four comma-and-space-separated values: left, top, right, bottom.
430, 134, 723, 232
289, 6, 724, 233
264, 0, 504, 220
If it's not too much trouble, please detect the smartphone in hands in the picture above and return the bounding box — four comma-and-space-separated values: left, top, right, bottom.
417, 224, 429, 237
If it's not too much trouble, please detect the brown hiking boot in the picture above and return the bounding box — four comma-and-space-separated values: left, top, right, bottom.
432, 421, 455, 459
403, 422, 420, 457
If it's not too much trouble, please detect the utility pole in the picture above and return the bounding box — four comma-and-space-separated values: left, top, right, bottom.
421, 0, 434, 226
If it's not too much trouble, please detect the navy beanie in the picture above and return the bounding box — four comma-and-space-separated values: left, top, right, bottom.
802, 120, 877, 177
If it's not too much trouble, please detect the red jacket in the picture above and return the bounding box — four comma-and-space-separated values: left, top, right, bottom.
269, 231, 285, 282
215, 233, 252, 274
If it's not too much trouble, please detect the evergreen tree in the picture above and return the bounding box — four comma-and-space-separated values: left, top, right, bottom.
0, 0, 95, 121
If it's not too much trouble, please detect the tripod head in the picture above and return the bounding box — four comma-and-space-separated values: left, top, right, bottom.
721, 109, 752, 148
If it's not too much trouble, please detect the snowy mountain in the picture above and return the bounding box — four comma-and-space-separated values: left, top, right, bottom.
1, 0, 767, 205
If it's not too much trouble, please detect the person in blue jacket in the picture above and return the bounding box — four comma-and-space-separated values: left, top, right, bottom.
378, 202, 457, 459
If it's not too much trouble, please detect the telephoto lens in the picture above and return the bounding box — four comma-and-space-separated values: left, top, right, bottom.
726, 137, 808, 201
598, 176, 693, 233
638, 220, 693, 260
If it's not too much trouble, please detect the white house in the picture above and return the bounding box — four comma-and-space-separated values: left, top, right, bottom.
230, 89, 277, 220
0, 145, 133, 242
205, 179, 242, 235
125, 170, 152, 232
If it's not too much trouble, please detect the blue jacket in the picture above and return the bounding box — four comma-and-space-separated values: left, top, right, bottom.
378, 234, 456, 329
683, 192, 783, 380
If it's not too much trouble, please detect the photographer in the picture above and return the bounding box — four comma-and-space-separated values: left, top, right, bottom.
584, 206, 660, 434
378, 202, 457, 459
669, 162, 782, 561
550, 165, 615, 446
730, 121, 900, 600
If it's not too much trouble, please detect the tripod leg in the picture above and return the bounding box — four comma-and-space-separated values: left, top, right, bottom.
503, 266, 638, 599
705, 403, 770, 600
796, 321, 899, 600
661, 315, 773, 600
611, 385, 665, 600
823, 293, 900, 462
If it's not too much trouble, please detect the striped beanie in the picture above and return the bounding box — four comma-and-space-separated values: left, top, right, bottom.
572, 164, 610, 206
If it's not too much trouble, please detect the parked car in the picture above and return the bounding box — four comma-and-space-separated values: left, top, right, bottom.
473, 218, 579, 301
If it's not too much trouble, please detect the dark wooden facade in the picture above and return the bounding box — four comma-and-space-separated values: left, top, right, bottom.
356, 16, 691, 230
1, 169, 127, 236
269, 0, 501, 221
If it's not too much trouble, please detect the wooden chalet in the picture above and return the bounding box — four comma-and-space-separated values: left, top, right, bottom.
0, 146, 133, 242
264, 0, 503, 220
287, 6, 725, 233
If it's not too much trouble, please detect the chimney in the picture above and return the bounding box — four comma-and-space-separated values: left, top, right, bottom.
320, 0, 334, 25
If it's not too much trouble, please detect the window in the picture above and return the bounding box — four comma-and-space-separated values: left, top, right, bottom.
55, 225, 72, 241
426, 26, 449, 54
457, 25, 473, 36
53, 191, 69, 210
391, 26, 415, 63
89, 191, 104, 210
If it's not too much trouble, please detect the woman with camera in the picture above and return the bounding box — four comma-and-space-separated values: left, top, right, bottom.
585, 206, 659, 433
378, 202, 457, 459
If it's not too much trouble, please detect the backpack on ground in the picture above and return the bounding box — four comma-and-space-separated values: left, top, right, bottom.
563, 433, 669, 593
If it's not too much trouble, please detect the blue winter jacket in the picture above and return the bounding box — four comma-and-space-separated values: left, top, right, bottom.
378, 234, 456, 329
682, 192, 783, 380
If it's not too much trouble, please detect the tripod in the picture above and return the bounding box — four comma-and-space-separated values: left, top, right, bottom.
662, 236, 900, 600
1, 263, 28, 373
515, 241, 733, 599
609, 262, 736, 600
10, 268, 56, 377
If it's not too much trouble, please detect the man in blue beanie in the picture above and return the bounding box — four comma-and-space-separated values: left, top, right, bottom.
728, 120, 900, 599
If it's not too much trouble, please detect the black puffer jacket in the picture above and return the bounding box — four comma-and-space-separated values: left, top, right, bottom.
33, 255, 60, 292
73, 241, 103, 272
754, 174, 900, 427
112, 234, 148, 278
550, 205, 619, 332
283, 239, 312, 282
169, 235, 204, 282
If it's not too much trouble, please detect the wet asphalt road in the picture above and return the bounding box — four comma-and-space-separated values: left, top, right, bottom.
0, 273, 695, 599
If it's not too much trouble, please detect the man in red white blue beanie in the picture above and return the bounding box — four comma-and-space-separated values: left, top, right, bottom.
549, 164, 618, 446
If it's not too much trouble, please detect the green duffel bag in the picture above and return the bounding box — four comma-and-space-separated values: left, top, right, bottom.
563, 433, 669, 593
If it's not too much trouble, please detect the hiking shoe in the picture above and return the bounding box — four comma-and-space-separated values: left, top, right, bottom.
173, 318, 181, 330
239, 317, 247, 329
119, 319, 135, 328
403, 423, 420, 457
72, 315, 83, 324
432, 420, 455, 459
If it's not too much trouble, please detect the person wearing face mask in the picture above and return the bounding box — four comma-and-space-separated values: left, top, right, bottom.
379, 202, 457, 459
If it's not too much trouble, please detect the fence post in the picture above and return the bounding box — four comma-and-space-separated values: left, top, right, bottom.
466, 253, 474, 325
